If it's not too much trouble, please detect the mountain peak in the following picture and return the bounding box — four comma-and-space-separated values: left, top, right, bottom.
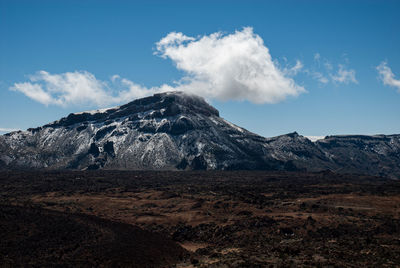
123, 91, 219, 117
1, 91, 400, 178
46, 91, 219, 128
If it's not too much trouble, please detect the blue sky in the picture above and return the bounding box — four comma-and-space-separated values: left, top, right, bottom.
1, 0, 399, 137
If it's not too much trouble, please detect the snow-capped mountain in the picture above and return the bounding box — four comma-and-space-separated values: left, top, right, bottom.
1, 91, 399, 178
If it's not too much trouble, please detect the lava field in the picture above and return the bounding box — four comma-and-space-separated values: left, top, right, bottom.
1, 170, 399, 267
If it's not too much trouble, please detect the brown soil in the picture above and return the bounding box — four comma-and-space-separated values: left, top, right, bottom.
1, 170, 399, 267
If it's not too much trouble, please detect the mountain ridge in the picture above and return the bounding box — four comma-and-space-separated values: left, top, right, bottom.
1, 91, 399, 178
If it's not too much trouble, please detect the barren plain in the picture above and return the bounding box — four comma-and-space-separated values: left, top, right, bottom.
1, 170, 400, 267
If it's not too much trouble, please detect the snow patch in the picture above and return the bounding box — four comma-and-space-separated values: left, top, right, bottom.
222, 119, 244, 133
305, 136, 326, 142
74, 106, 119, 115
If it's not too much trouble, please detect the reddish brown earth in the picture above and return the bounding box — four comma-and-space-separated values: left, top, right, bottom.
1, 170, 400, 267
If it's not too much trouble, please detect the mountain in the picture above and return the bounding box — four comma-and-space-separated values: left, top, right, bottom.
1, 91, 399, 178
265, 133, 400, 178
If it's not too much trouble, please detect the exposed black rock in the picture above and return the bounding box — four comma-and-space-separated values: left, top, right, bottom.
191, 155, 208, 170
103, 141, 115, 157
88, 143, 100, 157
0, 91, 399, 178
176, 158, 189, 170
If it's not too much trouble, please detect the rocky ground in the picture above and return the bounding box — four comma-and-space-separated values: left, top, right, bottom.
1, 170, 400, 267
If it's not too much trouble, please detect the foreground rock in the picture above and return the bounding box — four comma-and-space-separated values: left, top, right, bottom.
1, 170, 399, 267
0, 204, 187, 267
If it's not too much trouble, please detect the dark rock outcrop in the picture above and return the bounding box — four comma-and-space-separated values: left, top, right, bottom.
0, 91, 399, 178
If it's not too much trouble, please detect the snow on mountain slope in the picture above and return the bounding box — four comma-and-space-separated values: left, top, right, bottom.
0, 92, 281, 170
1, 91, 399, 178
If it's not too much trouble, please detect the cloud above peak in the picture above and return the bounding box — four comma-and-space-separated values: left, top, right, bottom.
156, 27, 305, 103
10, 28, 305, 107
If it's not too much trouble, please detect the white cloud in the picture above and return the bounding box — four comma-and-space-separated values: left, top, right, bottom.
11, 27, 305, 106
10, 82, 54, 105
377, 61, 400, 92
155, 32, 195, 51
331, 65, 358, 84
155, 27, 305, 104
11, 71, 159, 107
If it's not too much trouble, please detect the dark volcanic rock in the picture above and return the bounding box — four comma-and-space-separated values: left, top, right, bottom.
0, 204, 186, 267
0, 91, 399, 178
0, 92, 269, 171
315, 135, 400, 178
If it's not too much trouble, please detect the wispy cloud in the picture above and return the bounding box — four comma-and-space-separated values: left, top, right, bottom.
10, 27, 305, 107
331, 64, 358, 84
0, 128, 20, 133
313, 53, 321, 63
376, 61, 400, 92
307, 53, 357, 85
283, 60, 304, 76
10, 71, 161, 107
311, 71, 329, 84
